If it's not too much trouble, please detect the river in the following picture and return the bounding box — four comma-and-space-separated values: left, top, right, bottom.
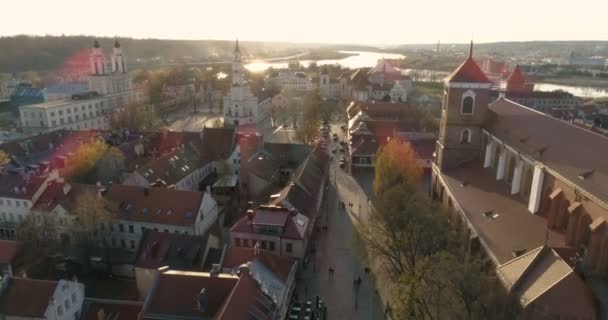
245, 51, 607, 98
245, 50, 405, 72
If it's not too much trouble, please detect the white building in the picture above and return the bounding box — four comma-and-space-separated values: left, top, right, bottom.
19, 40, 138, 134
266, 71, 313, 92
19, 92, 111, 133
223, 40, 269, 126
0, 170, 59, 240
88, 40, 133, 95
31, 182, 219, 253
101, 185, 219, 252
0, 277, 85, 320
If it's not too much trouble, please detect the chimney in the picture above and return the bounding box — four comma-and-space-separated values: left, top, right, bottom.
63, 183, 72, 195
197, 288, 208, 312
210, 264, 221, 277
253, 241, 260, 256
97, 308, 105, 320
246, 209, 255, 222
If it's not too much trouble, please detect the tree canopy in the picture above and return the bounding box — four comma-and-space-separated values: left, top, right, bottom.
373, 139, 423, 196
70, 140, 125, 184
110, 103, 163, 131
359, 138, 522, 319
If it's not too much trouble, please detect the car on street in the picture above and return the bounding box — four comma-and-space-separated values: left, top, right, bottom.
339, 141, 346, 146
331, 147, 337, 153
339, 161, 346, 169
339, 147, 345, 152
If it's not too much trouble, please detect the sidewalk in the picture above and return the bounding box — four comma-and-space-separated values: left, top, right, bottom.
294, 181, 384, 320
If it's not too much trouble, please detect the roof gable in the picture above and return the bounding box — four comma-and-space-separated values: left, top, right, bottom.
446, 42, 490, 84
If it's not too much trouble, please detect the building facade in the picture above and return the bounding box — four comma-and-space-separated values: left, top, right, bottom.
431, 43, 604, 318
19, 40, 137, 134
230, 205, 309, 259
0, 277, 85, 320
223, 41, 267, 126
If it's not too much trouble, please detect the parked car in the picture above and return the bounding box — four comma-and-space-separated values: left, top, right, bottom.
331, 148, 337, 153
339, 161, 346, 169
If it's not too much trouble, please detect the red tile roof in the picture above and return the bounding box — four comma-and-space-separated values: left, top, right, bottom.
105, 185, 204, 226
222, 246, 295, 282
446, 43, 491, 84
0, 240, 22, 265
488, 99, 608, 207
0, 173, 47, 200
32, 181, 102, 213
0, 278, 57, 317
135, 230, 209, 269
214, 271, 272, 320
230, 205, 306, 240
81, 299, 143, 320
145, 270, 238, 318
506, 65, 526, 86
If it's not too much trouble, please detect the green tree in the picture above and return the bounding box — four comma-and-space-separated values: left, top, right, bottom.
296, 117, 320, 145
95, 147, 126, 184
16, 213, 59, 277
373, 139, 423, 197
0, 150, 10, 166
110, 103, 163, 131
71, 140, 109, 183
360, 136, 523, 320
71, 189, 111, 246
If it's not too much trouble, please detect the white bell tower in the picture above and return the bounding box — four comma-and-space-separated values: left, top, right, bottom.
231, 40, 245, 86
111, 40, 127, 73
90, 40, 106, 75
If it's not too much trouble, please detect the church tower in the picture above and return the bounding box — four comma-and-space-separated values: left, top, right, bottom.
436, 42, 492, 170
111, 40, 127, 73
90, 40, 106, 76
232, 40, 245, 86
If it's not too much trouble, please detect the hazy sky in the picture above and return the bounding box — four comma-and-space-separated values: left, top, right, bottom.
3, 0, 608, 44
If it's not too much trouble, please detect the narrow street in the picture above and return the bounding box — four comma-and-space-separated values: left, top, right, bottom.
295, 167, 384, 319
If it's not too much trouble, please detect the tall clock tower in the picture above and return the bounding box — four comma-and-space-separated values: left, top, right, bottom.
436, 42, 492, 170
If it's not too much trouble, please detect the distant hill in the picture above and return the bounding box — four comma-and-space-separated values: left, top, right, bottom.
395, 41, 608, 59
0, 35, 320, 73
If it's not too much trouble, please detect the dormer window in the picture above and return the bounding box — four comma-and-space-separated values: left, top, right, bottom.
461, 90, 476, 114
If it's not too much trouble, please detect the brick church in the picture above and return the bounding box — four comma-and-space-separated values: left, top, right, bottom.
432, 42, 602, 319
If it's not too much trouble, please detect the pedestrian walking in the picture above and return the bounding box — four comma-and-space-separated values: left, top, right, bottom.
364, 267, 370, 275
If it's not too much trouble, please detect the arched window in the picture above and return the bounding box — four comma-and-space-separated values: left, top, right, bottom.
462, 97, 474, 114
460, 129, 471, 144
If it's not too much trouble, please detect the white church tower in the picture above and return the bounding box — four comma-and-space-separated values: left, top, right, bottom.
223, 40, 263, 127
88, 39, 132, 95
111, 40, 127, 73
232, 40, 244, 86
90, 40, 106, 76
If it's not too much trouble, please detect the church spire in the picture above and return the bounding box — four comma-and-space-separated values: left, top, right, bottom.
468, 40, 473, 59
234, 39, 240, 54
